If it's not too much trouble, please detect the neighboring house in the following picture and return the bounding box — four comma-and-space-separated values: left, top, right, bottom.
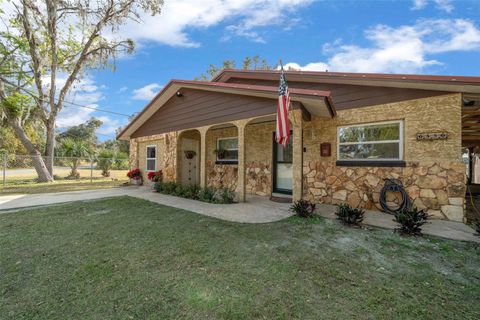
117, 69, 480, 223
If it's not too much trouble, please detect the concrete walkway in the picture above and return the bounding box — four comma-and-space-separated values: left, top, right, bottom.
0, 187, 292, 223
0, 186, 478, 242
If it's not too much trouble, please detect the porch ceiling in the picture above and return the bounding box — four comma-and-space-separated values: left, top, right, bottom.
117, 80, 335, 140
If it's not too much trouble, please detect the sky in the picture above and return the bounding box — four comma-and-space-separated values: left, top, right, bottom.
52, 0, 480, 141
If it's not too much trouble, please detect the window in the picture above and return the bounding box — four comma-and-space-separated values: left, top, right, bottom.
337, 121, 403, 161
146, 146, 156, 171
216, 137, 238, 163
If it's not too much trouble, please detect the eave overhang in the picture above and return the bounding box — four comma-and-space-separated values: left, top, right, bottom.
117, 80, 335, 140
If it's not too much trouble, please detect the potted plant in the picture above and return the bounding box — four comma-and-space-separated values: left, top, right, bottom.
127, 168, 142, 185
147, 170, 163, 183
213, 148, 228, 160
184, 150, 196, 159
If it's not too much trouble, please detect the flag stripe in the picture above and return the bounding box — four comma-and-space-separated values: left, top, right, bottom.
275, 67, 291, 147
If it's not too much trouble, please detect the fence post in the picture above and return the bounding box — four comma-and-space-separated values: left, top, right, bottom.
2, 153, 6, 187
90, 158, 93, 183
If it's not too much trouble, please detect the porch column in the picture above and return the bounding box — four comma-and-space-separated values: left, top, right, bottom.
198, 126, 209, 189
235, 120, 249, 202
292, 109, 304, 201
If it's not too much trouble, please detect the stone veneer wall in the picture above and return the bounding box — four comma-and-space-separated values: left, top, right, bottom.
129, 134, 165, 181
303, 161, 465, 221
245, 121, 275, 196
302, 93, 465, 221
206, 126, 238, 189
163, 132, 177, 182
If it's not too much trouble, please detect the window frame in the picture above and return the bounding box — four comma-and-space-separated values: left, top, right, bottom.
145, 145, 157, 172
336, 120, 404, 162
216, 136, 239, 163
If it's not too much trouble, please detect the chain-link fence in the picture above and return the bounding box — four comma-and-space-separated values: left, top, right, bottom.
1, 154, 131, 191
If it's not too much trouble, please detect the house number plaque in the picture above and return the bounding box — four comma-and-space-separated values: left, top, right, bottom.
416, 132, 448, 141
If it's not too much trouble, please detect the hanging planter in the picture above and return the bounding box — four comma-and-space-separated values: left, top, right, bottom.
213, 148, 228, 160
184, 150, 197, 159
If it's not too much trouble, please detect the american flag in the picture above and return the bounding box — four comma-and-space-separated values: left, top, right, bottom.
275, 66, 291, 147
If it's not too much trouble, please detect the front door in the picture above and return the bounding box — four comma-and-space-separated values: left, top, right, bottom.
273, 133, 293, 194
180, 138, 199, 186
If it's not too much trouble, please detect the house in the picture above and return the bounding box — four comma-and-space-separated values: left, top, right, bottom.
117, 69, 480, 223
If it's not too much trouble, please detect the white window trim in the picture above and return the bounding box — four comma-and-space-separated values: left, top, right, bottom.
146, 145, 156, 172
336, 120, 404, 161
217, 136, 238, 162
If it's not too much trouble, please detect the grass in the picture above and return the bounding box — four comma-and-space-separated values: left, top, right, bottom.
0, 179, 127, 194
1, 197, 479, 319
1, 168, 128, 194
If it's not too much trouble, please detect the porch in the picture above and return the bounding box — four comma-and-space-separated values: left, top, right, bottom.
175, 110, 308, 203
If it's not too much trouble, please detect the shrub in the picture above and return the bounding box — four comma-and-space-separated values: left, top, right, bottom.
335, 204, 365, 225
153, 181, 235, 204
199, 186, 217, 203
97, 150, 116, 177
474, 219, 480, 237
394, 206, 428, 236
183, 184, 201, 200
113, 152, 129, 170
153, 181, 164, 193
218, 187, 235, 204
290, 199, 316, 218
162, 181, 178, 195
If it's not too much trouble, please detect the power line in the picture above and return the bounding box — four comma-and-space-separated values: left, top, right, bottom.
3, 81, 132, 117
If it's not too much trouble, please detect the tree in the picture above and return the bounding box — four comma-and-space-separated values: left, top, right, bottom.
196, 55, 277, 80
57, 117, 103, 144
100, 123, 132, 154
0, 0, 163, 182
56, 137, 93, 178
96, 149, 128, 177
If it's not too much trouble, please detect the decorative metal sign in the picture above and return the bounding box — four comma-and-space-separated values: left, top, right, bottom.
416, 132, 448, 141
320, 143, 331, 157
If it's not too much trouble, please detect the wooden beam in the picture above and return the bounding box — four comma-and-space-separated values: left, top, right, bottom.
299, 103, 311, 122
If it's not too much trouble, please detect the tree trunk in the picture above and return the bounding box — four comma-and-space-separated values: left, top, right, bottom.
44, 119, 56, 176
8, 118, 53, 182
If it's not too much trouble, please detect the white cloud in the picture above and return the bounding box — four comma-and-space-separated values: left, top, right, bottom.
286, 19, 480, 74
284, 62, 329, 71
411, 0, 454, 12
117, 86, 128, 93
55, 77, 103, 127
56, 77, 122, 139
132, 83, 163, 101
120, 0, 313, 47
412, 0, 428, 10
97, 116, 124, 136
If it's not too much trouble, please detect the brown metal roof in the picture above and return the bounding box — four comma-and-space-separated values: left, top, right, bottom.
212, 69, 480, 85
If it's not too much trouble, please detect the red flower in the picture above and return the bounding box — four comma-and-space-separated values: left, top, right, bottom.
127, 168, 142, 180
147, 170, 163, 182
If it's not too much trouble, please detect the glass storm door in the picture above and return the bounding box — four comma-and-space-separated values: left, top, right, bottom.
273, 133, 293, 194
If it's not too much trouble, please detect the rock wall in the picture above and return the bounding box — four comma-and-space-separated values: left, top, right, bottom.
303, 161, 466, 221
164, 132, 177, 182
246, 162, 271, 196
207, 162, 238, 190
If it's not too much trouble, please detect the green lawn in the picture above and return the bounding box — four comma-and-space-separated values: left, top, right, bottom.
1, 197, 479, 319
0, 179, 128, 194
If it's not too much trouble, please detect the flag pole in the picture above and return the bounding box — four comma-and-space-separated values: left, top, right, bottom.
279, 59, 298, 128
